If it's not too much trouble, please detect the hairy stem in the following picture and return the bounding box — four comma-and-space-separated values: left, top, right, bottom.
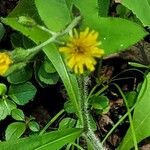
79, 76, 105, 150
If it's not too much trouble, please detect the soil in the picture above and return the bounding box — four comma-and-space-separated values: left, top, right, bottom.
0, 0, 18, 16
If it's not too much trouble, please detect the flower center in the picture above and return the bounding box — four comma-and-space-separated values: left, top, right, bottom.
74, 45, 85, 54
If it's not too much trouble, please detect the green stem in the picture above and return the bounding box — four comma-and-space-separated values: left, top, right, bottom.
66, 144, 72, 150
27, 34, 57, 53
87, 83, 108, 101
16, 16, 83, 126
24, 16, 83, 126
95, 85, 109, 97
111, 68, 144, 81
88, 84, 99, 100
113, 83, 138, 150
79, 76, 105, 150
26, 16, 83, 127
37, 25, 56, 35
102, 104, 136, 144
26, 16, 81, 59
39, 109, 65, 135
84, 134, 96, 150
71, 142, 85, 150
77, 75, 87, 128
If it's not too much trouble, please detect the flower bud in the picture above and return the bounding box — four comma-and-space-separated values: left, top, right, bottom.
18, 16, 36, 27
0, 52, 13, 76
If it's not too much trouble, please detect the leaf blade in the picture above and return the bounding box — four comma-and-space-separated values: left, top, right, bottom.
2, 17, 82, 122
8, 82, 37, 105
0, 128, 82, 150
121, 0, 150, 26
5, 122, 26, 141
74, 0, 148, 55
118, 72, 150, 150
35, 0, 71, 31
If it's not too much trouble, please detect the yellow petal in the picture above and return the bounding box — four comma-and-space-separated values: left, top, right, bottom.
59, 27, 104, 74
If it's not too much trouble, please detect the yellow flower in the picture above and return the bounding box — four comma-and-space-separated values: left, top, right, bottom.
59, 28, 104, 74
0, 52, 13, 76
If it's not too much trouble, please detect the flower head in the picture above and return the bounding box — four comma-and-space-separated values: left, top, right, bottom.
0, 52, 13, 76
59, 28, 104, 74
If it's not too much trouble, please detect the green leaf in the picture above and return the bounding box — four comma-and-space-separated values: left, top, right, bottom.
10, 47, 30, 63
1, 17, 49, 44
59, 118, 76, 129
8, 0, 42, 24
73, 0, 98, 20
0, 128, 82, 150
22, 35, 35, 49
8, 82, 37, 105
126, 91, 137, 107
128, 62, 149, 69
4, 62, 27, 76
2, 17, 82, 123
86, 18, 147, 55
88, 114, 97, 131
38, 63, 59, 85
11, 109, 25, 121
38, 72, 59, 85
11, 33, 35, 49
90, 95, 109, 110
5, 122, 26, 141
11, 33, 24, 48
0, 99, 16, 120
65, 0, 74, 12
118, 72, 150, 150
44, 45, 82, 123
120, 0, 150, 26
116, 4, 131, 18
6, 100, 17, 111
7, 66, 32, 84
64, 101, 76, 113
28, 121, 40, 132
90, 95, 110, 114
0, 83, 7, 96
74, 0, 148, 55
0, 23, 5, 41
0, 99, 10, 120
98, 0, 110, 17
35, 0, 71, 31
43, 58, 56, 74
